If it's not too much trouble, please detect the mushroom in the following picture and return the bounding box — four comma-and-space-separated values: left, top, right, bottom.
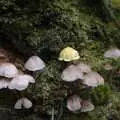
61, 65, 83, 82
0, 63, 19, 78
14, 97, 32, 109
24, 56, 45, 71
22, 97, 33, 109
8, 74, 35, 91
67, 95, 82, 112
104, 48, 120, 59
76, 63, 92, 73
104, 64, 113, 70
14, 98, 22, 109
80, 100, 95, 112
82, 72, 104, 87
58, 47, 80, 62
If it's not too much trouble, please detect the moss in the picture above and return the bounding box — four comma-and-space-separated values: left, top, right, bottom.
112, 0, 120, 8
87, 93, 120, 120
91, 84, 112, 105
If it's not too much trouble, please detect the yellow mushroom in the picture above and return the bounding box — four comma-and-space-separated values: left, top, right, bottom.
58, 47, 80, 62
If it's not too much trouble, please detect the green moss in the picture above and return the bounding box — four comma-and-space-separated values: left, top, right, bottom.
87, 93, 120, 120
112, 0, 120, 8
91, 84, 112, 105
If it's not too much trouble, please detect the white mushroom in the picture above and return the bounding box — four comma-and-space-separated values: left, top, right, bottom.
61, 65, 83, 82
24, 56, 45, 71
80, 100, 95, 112
23, 98, 33, 109
14, 97, 32, 109
82, 72, 104, 87
76, 63, 92, 73
104, 48, 120, 59
0, 63, 18, 78
14, 98, 23, 109
8, 74, 35, 91
67, 95, 82, 112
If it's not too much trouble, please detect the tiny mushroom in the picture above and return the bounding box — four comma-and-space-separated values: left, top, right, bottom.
61, 65, 83, 82
8, 74, 35, 91
82, 72, 104, 87
76, 63, 92, 73
67, 95, 82, 112
14, 98, 22, 109
23, 97, 33, 109
80, 100, 95, 112
0, 63, 18, 78
24, 55, 45, 71
58, 47, 80, 62
104, 48, 120, 59
14, 97, 32, 109
104, 64, 113, 70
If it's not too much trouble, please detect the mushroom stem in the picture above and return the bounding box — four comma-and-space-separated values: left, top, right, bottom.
51, 107, 55, 120
65, 60, 78, 67
31, 71, 41, 94
24, 70, 38, 92
25, 70, 33, 76
108, 67, 118, 86
56, 100, 64, 120
32, 71, 41, 78
101, 70, 111, 82
20, 91, 25, 98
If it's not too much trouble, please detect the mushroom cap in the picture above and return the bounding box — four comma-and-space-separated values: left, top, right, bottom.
14, 98, 23, 109
82, 72, 104, 87
61, 65, 83, 82
76, 63, 92, 73
104, 64, 113, 70
23, 98, 32, 109
8, 74, 35, 91
67, 95, 82, 112
104, 48, 120, 59
24, 56, 45, 71
0, 63, 18, 78
80, 100, 95, 112
0, 79, 10, 89
58, 47, 80, 62
14, 97, 32, 109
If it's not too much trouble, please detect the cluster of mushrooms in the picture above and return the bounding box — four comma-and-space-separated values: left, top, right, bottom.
0, 51, 45, 109
58, 47, 104, 112
0, 46, 120, 113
